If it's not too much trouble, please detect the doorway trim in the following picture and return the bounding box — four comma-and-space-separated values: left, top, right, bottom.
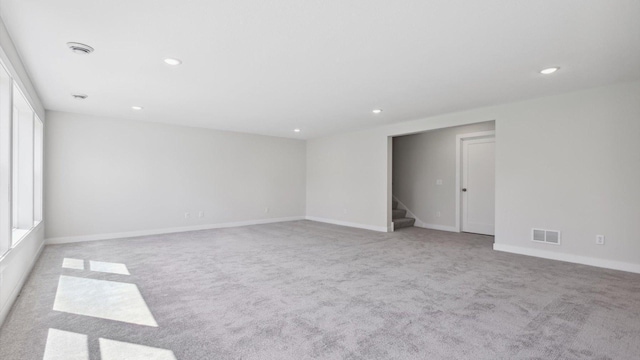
455, 130, 495, 232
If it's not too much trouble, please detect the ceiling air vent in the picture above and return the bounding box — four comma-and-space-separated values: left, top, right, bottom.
67, 42, 94, 55
532, 228, 561, 245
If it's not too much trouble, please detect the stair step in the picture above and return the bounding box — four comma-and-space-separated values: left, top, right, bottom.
392, 209, 406, 219
392, 200, 398, 209
393, 217, 415, 229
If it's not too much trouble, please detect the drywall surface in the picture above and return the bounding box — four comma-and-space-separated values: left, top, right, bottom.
307, 81, 640, 271
393, 122, 495, 228
45, 111, 306, 240
0, 225, 44, 326
0, 19, 44, 118
494, 82, 640, 269
306, 130, 389, 231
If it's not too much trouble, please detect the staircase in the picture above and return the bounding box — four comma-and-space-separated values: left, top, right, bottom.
392, 199, 415, 230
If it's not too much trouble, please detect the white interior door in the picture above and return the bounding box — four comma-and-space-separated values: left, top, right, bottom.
462, 138, 495, 235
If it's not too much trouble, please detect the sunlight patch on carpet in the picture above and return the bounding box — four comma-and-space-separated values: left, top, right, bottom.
53, 275, 157, 327
62, 258, 84, 270
99, 338, 177, 360
89, 260, 130, 275
43, 328, 89, 360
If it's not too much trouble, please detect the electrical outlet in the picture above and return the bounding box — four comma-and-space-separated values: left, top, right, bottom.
596, 235, 605, 245
184, 212, 190, 219
264, 207, 269, 213
436, 179, 443, 185
198, 211, 204, 218
436, 211, 441, 217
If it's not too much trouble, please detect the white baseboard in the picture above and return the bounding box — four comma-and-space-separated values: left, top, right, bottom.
305, 216, 388, 233
415, 223, 458, 232
493, 243, 640, 274
45, 216, 306, 245
0, 230, 45, 327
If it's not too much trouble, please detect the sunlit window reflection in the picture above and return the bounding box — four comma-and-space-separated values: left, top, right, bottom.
100, 338, 177, 360
53, 275, 158, 327
89, 260, 130, 275
43, 329, 177, 360
61, 258, 84, 270
43, 328, 88, 360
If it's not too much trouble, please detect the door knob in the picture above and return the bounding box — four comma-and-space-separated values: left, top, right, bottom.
462, 188, 467, 192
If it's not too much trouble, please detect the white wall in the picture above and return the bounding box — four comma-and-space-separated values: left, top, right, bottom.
494, 82, 640, 271
0, 23, 44, 119
307, 81, 640, 273
393, 122, 495, 229
45, 111, 306, 242
306, 130, 389, 231
0, 17, 46, 327
0, 224, 44, 324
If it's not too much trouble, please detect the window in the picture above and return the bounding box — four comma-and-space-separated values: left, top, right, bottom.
0, 64, 10, 256
0, 61, 43, 255
11, 85, 36, 245
34, 116, 43, 224
11, 104, 19, 230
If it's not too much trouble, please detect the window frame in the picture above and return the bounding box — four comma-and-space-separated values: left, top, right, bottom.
0, 59, 43, 254
0, 62, 12, 256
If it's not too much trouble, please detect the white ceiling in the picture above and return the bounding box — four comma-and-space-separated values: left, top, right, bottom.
1, 1, 639, 139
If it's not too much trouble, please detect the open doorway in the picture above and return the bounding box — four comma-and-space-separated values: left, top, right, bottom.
390, 121, 495, 234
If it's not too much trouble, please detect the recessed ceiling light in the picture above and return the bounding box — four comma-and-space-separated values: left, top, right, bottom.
67, 42, 94, 55
540, 67, 559, 75
372, 109, 383, 114
164, 58, 182, 66
294, 128, 301, 133
131, 106, 143, 111
71, 94, 88, 100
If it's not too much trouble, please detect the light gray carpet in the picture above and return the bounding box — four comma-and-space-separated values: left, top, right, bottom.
1, 220, 639, 359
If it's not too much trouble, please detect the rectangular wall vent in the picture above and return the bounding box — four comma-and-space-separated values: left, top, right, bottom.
532, 229, 545, 242
532, 228, 561, 245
